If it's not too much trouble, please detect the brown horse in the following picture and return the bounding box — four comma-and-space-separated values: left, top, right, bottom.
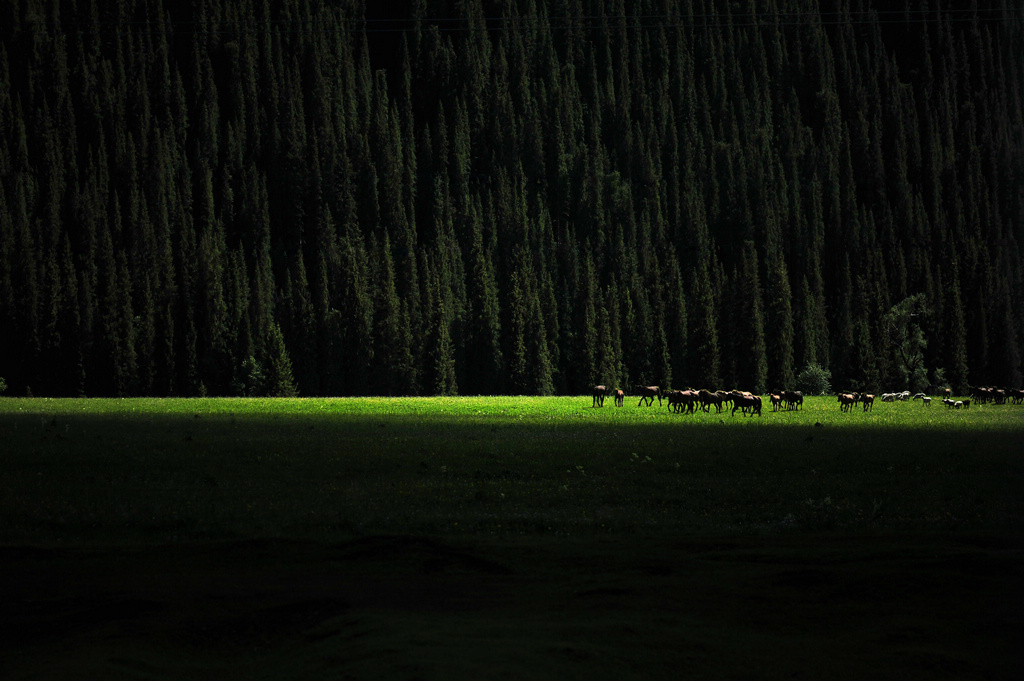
668, 389, 699, 414
861, 394, 875, 411
637, 386, 663, 407
698, 389, 725, 413
838, 393, 858, 412
731, 392, 762, 417
781, 390, 804, 410
613, 389, 625, 407
592, 385, 608, 407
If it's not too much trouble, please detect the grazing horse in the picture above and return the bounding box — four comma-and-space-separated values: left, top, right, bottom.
614, 389, 625, 407
861, 394, 875, 412
637, 386, 663, 407
592, 385, 608, 407
769, 393, 783, 411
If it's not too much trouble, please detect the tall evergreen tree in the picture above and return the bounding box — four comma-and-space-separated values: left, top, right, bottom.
764, 243, 796, 390
943, 257, 970, 393
734, 241, 768, 393
371, 232, 417, 395
461, 201, 503, 394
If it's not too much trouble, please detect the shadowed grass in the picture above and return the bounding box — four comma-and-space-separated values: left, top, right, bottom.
1, 396, 1022, 680
0, 396, 1021, 543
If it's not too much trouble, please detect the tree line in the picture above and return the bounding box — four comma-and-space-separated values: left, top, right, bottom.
0, 0, 1021, 397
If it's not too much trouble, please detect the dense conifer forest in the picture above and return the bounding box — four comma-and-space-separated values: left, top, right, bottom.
0, 0, 1021, 397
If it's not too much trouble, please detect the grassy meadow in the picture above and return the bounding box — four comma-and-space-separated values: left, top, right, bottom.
2, 395, 1022, 542
2, 395, 1023, 679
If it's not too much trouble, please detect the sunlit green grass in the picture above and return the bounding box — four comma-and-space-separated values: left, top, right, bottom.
1, 395, 1022, 545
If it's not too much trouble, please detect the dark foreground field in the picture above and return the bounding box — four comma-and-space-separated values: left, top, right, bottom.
2, 397, 1022, 679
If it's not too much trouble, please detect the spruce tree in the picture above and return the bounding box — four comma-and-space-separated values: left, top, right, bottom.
335, 225, 375, 395
735, 242, 768, 394
371, 232, 417, 395
263, 320, 298, 397
944, 257, 970, 393
288, 252, 318, 395
462, 204, 503, 395
195, 166, 231, 394
764, 245, 796, 390
425, 265, 458, 396
577, 249, 599, 390
687, 197, 721, 389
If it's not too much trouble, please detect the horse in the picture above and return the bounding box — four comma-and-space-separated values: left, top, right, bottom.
731, 392, 762, 417
837, 393, 859, 412
667, 389, 699, 414
970, 386, 992, 404
698, 389, 724, 413
860, 393, 875, 411
592, 385, 608, 408
637, 386, 663, 407
781, 390, 803, 410
713, 391, 733, 410
613, 389, 625, 407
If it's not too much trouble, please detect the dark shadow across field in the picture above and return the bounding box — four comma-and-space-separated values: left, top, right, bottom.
1, 400, 1023, 678
2, 407, 1021, 541
3, 533, 1023, 680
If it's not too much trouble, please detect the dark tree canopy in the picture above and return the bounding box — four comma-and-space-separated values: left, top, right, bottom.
0, 0, 1021, 396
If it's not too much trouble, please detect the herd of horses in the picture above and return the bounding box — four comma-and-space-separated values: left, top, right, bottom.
970, 386, 1024, 405
590, 385, 804, 417
836, 392, 876, 412
591, 384, 1024, 415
